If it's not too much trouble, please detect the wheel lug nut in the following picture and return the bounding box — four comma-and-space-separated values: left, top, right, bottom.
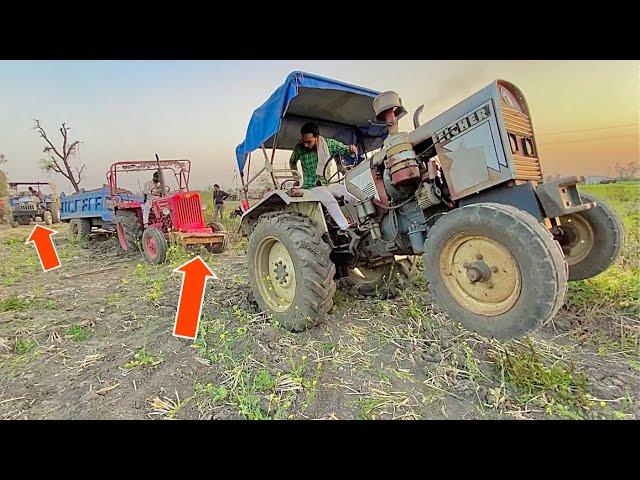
487, 282, 494, 289
463, 262, 470, 268
476, 254, 483, 260
492, 266, 498, 273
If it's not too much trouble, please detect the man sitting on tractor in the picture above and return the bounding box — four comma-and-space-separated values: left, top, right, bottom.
142, 171, 162, 226
289, 122, 359, 230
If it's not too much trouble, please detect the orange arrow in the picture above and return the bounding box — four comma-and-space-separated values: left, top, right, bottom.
173, 255, 217, 340
26, 225, 61, 272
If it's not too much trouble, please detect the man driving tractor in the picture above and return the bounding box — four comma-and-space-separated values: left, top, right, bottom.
142, 171, 162, 226
289, 122, 359, 230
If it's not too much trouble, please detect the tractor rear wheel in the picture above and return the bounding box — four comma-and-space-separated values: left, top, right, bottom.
248, 212, 336, 331
423, 203, 567, 339
50, 207, 60, 224
115, 210, 142, 251
69, 219, 91, 240
337, 256, 419, 299
142, 228, 167, 264
205, 221, 229, 254
556, 192, 624, 281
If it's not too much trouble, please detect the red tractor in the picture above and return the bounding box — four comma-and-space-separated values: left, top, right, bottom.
107, 157, 228, 264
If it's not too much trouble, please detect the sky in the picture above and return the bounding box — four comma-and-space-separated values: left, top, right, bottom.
0, 60, 637, 194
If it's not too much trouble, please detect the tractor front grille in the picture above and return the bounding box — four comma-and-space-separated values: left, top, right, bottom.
502, 106, 543, 181
17, 202, 37, 212
173, 193, 204, 230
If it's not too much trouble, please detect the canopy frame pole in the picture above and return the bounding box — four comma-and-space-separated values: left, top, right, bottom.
261, 144, 277, 188
240, 152, 251, 204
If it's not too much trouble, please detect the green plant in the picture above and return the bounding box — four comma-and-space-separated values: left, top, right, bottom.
65, 325, 90, 342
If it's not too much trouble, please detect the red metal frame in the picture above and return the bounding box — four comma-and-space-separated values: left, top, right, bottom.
107, 159, 192, 204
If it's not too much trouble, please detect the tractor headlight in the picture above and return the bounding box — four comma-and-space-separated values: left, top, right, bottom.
162, 207, 171, 215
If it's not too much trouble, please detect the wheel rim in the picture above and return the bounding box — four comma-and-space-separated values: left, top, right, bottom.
254, 236, 296, 312
145, 234, 158, 258
560, 214, 594, 266
439, 233, 521, 316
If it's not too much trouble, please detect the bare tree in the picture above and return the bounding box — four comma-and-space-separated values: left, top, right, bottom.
34, 120, 85, 192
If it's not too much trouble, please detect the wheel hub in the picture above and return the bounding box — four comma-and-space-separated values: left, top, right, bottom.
440, 234, 521, 316
255, 237, 296, 312
558, 215, 594, 266
273, 260, 289, 284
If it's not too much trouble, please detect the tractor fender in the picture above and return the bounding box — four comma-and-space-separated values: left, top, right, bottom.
240, 190, 329, 237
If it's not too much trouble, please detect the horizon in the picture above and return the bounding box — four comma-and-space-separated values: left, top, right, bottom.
0, 60, 637, 194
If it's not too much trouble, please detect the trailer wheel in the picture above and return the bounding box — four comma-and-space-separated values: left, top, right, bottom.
115, 210, 142, 251
248, 212, 336, 331
423, 203, 567, 339
337, 256, 419, 299
142, 228, 167, 264
69, 218, 91, 240
556, 192, 624, 281
205, 222, 229, 254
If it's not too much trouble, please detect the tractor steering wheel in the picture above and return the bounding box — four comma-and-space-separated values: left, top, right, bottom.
322, 152, 348, 184
151, 184, 171, 195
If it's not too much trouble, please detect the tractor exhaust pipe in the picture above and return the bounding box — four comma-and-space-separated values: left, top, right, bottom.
413, 105, 424, 129
154, 153, 168, 197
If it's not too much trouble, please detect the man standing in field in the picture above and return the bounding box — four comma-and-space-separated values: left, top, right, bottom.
213, 184, 230, 221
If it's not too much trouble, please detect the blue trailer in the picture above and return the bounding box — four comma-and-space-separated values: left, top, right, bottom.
60, 187, 143, 239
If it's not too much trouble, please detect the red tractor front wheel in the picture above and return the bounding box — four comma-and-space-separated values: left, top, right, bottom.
142, 228, 168, 264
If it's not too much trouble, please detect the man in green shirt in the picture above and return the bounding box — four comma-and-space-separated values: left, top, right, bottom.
289, 122, 358, 189
288, 122, 359, 230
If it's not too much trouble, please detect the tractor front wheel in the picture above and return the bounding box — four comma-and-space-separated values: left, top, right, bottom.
115, 210, 142, 251
142, 228, 167, 264
205, 221, 229, 254
248, 213, 336, 331
423, 203, 567, 339
43, 211, 53, 226
556, 192, 624, 281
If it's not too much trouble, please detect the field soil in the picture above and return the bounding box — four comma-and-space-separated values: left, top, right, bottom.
0, 184, 638, 420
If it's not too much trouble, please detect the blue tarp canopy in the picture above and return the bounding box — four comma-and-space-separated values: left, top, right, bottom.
235, 71, 387, 175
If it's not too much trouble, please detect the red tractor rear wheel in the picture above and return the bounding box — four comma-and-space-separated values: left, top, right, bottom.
142, 228, 167, 264
115, 210, 142, 251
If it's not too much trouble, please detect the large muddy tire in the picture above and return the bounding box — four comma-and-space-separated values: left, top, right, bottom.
423, 203, 567, 339
115, 210, 142, 251
556, 192, 624, 281
69, 218, 91, 240
248, 212, 336, 331
142, 228, 167, 264
51, 207, 60, 224
337, 256, 419, 299
205, 221, 229, 254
